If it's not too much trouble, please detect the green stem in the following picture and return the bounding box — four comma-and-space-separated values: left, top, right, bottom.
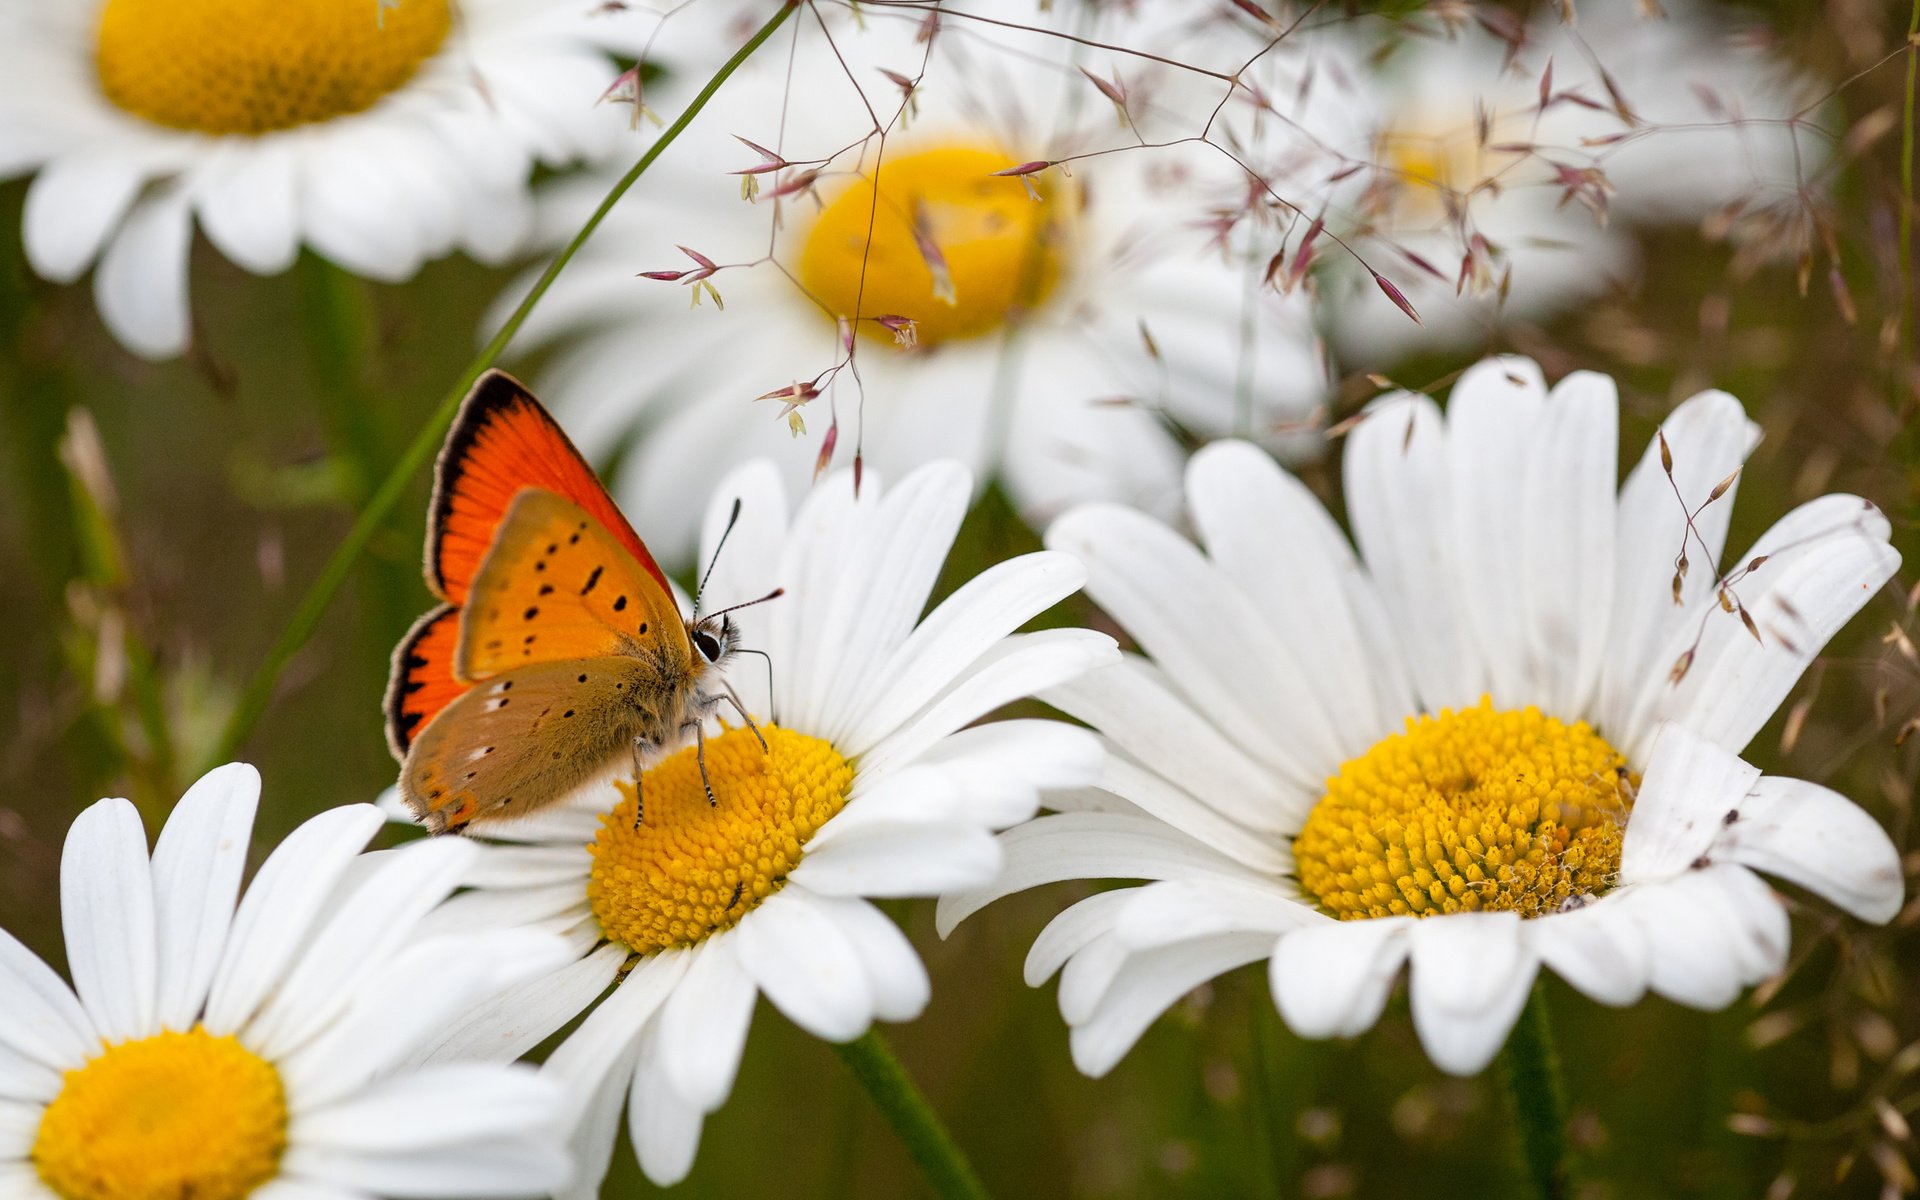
1498, 984, 1571, 1200
204, 1, 800, 771
832, 1031, 991, 1200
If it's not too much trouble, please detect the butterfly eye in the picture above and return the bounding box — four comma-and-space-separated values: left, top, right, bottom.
692, 630, 723, 663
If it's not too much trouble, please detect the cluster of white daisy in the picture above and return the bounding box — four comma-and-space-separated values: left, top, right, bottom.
0, 0, 1902, 1197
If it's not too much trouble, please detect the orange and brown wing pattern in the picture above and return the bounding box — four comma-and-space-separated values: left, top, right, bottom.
384, 604, 469, 757
427, 370, 671, 606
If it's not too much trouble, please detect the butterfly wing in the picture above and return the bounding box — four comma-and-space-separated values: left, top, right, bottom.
385, 604, 466, 756
428, 369, 673, 608
398, 657, 663, 834
455, 488, 691, 681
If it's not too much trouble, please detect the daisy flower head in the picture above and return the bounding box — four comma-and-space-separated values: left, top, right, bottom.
389, 458, 1115, 1189
502, 1, 1329, 566
0, 0, 649, 359
2, 762, 577, 1200
939, 355, 1904, 1079
1124, 1, 1827, 365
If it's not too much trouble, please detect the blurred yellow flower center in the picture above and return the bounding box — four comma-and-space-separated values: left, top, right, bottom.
588, 725, 853, 953
796, 145, 1071, 347
95, 0, 452, 134
1294, 700, 1633, 921
34, 1027, 287, 1200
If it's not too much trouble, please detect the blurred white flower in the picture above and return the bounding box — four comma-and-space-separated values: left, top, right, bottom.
0, 0, 646, 358
387, 459, 1112, 1189
1, 763, 574, 1200
941, 356, 1902, 1078
499, 3, 1328, 567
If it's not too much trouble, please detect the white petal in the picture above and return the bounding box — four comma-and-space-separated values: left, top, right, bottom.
627, 1026, 705, 1187
810, 892, 930, 1024
732, 889, 872, 1042
1043, 656, 1303, 836
193, 139, 300, 273
1069, 933, 1275, 1078
409, 944, 624, 1070
1268, 917, 1409, 1040
1024, 890, 1135, 987
856, 630, 1118, 780
94, 186, 193, 360
1629, 866, 1787, 1010
789, 823, 1000, 897
1342, 393, 1483, 709
0, 928, 97, 1071
1112, 878, 1318, 953
655, 937, 757, 1113
1629, 494, 1898, 761
151, 763, 259, 1031
1620, 723, 1759, 885
905, 719, 1106, 829
0, 1162, 63, 1200
842, 552, 1088, 757
1443, 356, 1550, 708
1094, 754, 1291, 875
61, 797, 157, 1043
21, 153, 145, 282
1525, 370, 1619, 717
1598, 390, 1760, 739
207, 805, 381, 1038
246, 837, 476, 1059
280, 1134, 570, 1199
1047, 503, 1338, 783
1528, 900, 1648, 1007
1406, 913, 1538, 1076
936, 813, 1264, 936
1186, 439, 1408, 754
1715, 775, 1903, 923
292, 1064, 560, 1153
458, 843, 593, 890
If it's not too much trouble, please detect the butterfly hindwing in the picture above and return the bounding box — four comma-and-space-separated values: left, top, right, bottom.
398, 657, 667, 833
429, 370, 672, 606
384, 604, 469, 756
455, 488, 690, 680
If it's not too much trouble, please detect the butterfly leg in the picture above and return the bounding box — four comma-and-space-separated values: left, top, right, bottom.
721, 686, 769, 754
687, 719, 719, 808
630, 735, 654, 829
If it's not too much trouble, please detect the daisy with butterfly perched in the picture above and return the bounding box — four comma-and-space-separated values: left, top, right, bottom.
380, 369, 1114, 1190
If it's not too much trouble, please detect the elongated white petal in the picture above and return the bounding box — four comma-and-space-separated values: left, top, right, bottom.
811, 892, 930, 1024
1025, 890, 1137, 987
1069, 933, 1275, 1078
627, 1025, 705, 1187
61, 797, 157, 1043
22, 152, 144, 282
1112, 877, 1316, 953
292, 1064, 560, 1153
151, 763, 259, 1032
95, 186, 193, 360
655, 937, 757, 1113
1525, 370, 1619, 717
1715, 776, 1903, 923
1528, 900, 1648, 1007
1406, 912, 1537, 1076
409, 943, 625, 1070
732, 889, 872, 1042
1620, 723, 1758, 885
789, 822, 1000, 897
0, 927, 98, 1071
1269, 917, 1409, 1039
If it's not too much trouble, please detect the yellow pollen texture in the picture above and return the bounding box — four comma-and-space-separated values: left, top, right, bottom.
95, 0, 452, 134
1294, 699, 1634, 921
588, 725, 854, 953
34, 1027, 288, 1200
797, 145, 1073, 346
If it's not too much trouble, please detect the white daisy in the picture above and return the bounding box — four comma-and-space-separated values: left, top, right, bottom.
1120, 1, 1826, 364
0, 0, 647, 359
0, 761, 577, 1200
499, 1, 1328, 566
386, 458, 1115, 1189
938, 355, 1904, 1078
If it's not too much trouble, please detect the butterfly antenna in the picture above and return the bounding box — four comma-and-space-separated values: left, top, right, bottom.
703, 588, 785, 621
694, 498, 744, 617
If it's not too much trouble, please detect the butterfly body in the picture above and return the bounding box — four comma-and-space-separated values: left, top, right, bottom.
385, 371, 740, 834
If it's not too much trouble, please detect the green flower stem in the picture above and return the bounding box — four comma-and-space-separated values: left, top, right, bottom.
1901, 0, 1918, 367
1499, 983, 1571, 1200
204, 1, 800, 771
832, 1030, 992, 1200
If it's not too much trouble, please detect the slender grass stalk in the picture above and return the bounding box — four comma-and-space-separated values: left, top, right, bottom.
1499, 983, 1571, 1200
1901, 0, 1918, 373
206, 1, 800, 770
832, 1031, 992, 1200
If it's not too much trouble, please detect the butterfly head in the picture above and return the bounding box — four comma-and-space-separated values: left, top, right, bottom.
688, 613, 740, 672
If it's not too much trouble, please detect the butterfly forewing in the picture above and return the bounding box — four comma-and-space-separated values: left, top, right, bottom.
456, 488, 689, 680
399, 657, 667, 832
385, 604, 468, 756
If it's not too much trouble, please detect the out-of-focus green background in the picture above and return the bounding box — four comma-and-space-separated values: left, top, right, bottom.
3, 1, 1918, 1196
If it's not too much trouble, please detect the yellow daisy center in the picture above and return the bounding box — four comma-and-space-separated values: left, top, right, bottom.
796, 144, 1073, 347
1293, 700, 1634, 921
34, 1027, 288, 1200
588, 724, 854, 953
94, 0, 452, 135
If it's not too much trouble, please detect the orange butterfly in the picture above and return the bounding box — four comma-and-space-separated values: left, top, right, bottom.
384, 370, 759, 834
